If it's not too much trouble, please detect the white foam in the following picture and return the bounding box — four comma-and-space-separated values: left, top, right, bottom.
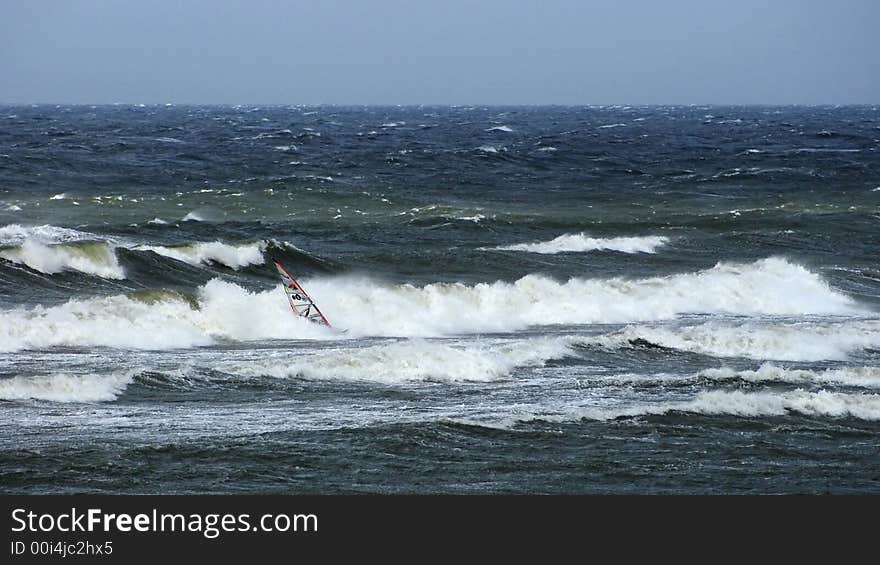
224, 337, 576, 384
571, 390, 880, 422
0, 259, 863, 350
452, 214, 486, 223
0, 279, 328, 352
490, 233, 669, 254
477, 145, 500, 153
182, 211, 207, 222
0, 240, 125, 279
308, 257, 861, 337
486, 125, 513, 132
0, 224, 100, 245
0, 372, 133, 402
621, 319, 880, 361
700, 364, 880, 388
135, 240, 266, 270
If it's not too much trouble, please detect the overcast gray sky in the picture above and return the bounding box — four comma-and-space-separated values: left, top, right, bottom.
1, 0, 877, 105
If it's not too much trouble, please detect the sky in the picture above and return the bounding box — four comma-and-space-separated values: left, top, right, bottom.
1, 0, 878, 105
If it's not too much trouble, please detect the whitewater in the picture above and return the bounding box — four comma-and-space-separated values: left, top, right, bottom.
2, 104, 878, 494
0, 256, 866, 351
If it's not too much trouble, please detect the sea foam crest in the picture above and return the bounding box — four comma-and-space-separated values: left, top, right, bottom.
490, 233, 669, 254
620, 319, 880, 361
558, 390, 880, 422
221, 338, 576, 384
0, 224, 101, 245
700, 364, 880, 388
0, 372, 134, 402
0, 240, 125, 279
135, 240, 267, 270
0, 278, 328, 352
314, 257, 859, 336
0, 258, 862, 350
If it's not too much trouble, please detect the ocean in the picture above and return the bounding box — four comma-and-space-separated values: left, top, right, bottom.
1, 105, 878, 494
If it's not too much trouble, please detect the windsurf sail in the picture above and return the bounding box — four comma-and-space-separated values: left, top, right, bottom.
273, 258, 331, 327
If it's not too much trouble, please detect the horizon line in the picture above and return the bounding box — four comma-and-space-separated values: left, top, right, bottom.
2, 101, 878, 108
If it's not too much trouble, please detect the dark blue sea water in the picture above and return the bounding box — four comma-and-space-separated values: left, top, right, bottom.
1, 105, 879, 493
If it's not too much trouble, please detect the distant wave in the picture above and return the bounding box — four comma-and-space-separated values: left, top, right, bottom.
403, 204, 492, 225
135, 240, 267, 270
489, 233, 669, 254
182, 210, 209, 222
0, 240, 125, 279
0, 223, 314, 277
0, 224, 102, 245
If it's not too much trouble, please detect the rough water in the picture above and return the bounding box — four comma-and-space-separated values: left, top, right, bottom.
1, 105, 878, 493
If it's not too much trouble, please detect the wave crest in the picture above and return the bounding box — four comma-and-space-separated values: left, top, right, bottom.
0, 258, 863, 350
0, 372, 133, 402
0, 240, 125, 279
490, 233, 669, 254
320, 258, 859, 336
135, 240, 267, 270
563, 390, 880, 422
0, 224, 99, 245
223, 338, 575, 383
700, 364, 880, 388
619, 319, 880, 361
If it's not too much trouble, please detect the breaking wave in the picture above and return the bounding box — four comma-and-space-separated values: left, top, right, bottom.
618, 319, 880, 361
317, 257, 861, 336
568, 390, 880, 422
490, 233, 669, 254
222, 338, 576, 383
0, 258, 865, 351
0, 224, 100, 245
0, 372, 133, 402
0, 278, 331, 352
0, 240, 125, 279
700, 364, 880, 388
0, 223, 302, 277
135, 240, 267, 270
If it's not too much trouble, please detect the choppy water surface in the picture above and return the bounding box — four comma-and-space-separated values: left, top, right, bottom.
1, 105, 879, 493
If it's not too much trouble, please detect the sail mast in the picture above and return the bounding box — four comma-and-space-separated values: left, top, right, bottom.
273, 259, 331, 327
